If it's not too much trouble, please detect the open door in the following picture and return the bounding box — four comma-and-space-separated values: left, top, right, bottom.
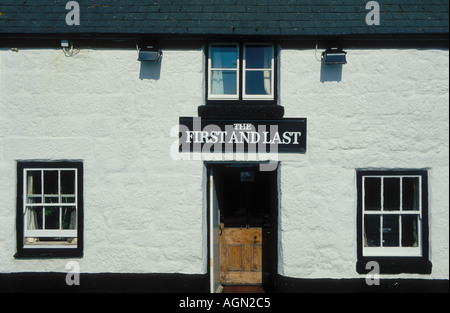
209, 163, 278, 291
209, 168, 222, 293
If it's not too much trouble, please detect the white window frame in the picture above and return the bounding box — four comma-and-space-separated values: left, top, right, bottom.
362, 174, 423, 257
208, 43, 240, 100
207, 43, 275, 101
23, 168, 78, 249
243, 43, 275, 100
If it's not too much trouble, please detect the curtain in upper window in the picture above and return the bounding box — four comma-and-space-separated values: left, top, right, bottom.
244, 45, 273, 96
209, 45, 239, 97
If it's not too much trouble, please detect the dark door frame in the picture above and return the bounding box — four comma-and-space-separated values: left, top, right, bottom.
206, 162, 279, 292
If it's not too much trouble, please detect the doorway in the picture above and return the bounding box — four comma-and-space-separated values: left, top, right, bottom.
208, 163, 278, 293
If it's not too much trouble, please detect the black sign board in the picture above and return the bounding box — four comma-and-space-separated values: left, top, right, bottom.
179, 117, 307, 153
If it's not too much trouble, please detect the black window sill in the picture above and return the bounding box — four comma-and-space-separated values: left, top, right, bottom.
198, 104, 284, 119
15, 249, 83, 259
357, 258, 432, 275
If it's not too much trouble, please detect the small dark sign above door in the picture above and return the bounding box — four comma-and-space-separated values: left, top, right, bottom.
179, 117, 307, 153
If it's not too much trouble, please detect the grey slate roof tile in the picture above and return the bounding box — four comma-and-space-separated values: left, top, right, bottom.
0, 0, 448, 37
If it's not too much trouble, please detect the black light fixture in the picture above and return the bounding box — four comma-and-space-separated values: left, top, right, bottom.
322, 48, 347, 65
138, 45, 162, 62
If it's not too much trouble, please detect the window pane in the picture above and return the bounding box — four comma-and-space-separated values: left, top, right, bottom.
62, 207, 77, 230
364, 215, 380, 247
383, 178, 400, 211
44, 171, 58, 195
403, 177, 420, 211
211, 46, 238, 69
27, 207, 43, 230
211, 70, 237, 95
45, 207, 60, 230
27, 171, 41, 195
402, 215, 419, 247
383, 215, 399, 247
61, 170, 76, 195
245, 70, 272, 95
245, 46, 272, 69
62, 196, 76, 204
364, 177, 381, 211
27, 196, 41, 204
44, 196, 59, 204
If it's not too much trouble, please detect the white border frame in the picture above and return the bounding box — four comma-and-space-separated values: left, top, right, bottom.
207, 43, 240, 100
242, 43, 275, 100
362, 174, 423, 257
23, 168, 78, 248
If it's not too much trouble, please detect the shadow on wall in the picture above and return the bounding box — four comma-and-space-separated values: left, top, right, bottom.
139, 60, 162, 80
320, 59, 343, 83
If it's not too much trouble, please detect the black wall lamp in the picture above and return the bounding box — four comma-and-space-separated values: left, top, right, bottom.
138, 45, 162, 62
322, 48, 347, 65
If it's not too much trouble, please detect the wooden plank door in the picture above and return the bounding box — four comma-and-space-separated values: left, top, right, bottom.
220, 227, 264, 285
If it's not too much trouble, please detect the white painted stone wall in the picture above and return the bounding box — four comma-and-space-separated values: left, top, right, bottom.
278, 47, 449, 280
0, 46, 448, 280
0, 48, 206, 274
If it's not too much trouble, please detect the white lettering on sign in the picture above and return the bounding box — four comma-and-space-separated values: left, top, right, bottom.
233, 123, 254, 131
184, 129, 302, 145
171, 118, 306, 172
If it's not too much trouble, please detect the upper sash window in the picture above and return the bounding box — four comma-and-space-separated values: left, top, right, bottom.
208, 43, 275, 101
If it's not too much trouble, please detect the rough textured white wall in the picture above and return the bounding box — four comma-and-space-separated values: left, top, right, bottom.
0, 48, 206, 274
0, 46, 448, 280
278, 48, 449, 279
